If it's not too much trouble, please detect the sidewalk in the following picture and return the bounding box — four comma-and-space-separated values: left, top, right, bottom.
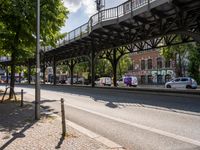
0, 101, 109, 150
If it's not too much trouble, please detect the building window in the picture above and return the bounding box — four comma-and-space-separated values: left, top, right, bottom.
157, 58, 162, 69
147, 59, 152, 69
165, 60, 170, 68
148, 75, 153, 84
141, 60, 145, 70
157, 75, 163, 84
141, 75, 146, 84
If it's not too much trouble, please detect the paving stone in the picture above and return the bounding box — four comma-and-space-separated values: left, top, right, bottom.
0, 102, 108, 150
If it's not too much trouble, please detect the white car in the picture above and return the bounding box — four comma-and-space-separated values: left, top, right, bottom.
117, 78, 124, 87
21, 79, 28, 83
95, 77, 112, 86
165, 77, 197, 89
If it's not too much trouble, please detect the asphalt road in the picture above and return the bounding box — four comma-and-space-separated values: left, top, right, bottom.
1, 84, 200, 150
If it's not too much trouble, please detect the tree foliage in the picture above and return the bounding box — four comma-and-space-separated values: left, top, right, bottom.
161, 39, 200, 83
96, 59, 112, 77
160, 41, 189, 77
188, 44, 200, 84
0, 0, 68, 97
117, 54, 132, 79
95, 53, 132, 79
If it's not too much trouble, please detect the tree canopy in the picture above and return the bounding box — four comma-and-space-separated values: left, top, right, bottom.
0, 0, 69, 98
160, 41, 189, 77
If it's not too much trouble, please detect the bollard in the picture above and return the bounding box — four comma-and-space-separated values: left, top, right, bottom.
61, 98, 66, 136
21, 89, 24, 107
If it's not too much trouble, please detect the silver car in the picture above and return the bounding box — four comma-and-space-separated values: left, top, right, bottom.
165, 77, 197, 89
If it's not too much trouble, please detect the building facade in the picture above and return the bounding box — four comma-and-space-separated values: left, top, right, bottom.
129, 50, 176, 84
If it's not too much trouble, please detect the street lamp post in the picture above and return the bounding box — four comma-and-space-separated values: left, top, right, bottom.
35, 0, 41, 120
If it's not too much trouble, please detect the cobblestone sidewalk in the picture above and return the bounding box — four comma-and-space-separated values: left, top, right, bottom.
0, 101, 108, 150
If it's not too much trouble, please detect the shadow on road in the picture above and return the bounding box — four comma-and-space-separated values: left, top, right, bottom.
6, 84, 200, 116
40, 85, 200, 115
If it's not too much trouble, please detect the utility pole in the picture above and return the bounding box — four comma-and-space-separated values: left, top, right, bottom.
35, 0, 41, 120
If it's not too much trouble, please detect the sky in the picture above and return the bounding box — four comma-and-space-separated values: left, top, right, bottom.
61, 0, 127, 33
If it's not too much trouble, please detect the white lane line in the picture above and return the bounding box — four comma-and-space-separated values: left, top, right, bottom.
9, 86, 200, 146
65, 103, 200, 146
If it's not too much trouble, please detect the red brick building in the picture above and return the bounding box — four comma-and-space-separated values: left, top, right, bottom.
128, 50, 176, 84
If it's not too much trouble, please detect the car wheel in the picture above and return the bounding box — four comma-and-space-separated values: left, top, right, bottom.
166, 85, 171, 88
186, 85, 192, 89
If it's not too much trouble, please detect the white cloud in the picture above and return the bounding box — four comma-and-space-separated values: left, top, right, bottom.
82, 0, 97, 16
63, 0, 96, 16
63, 0, 81, 13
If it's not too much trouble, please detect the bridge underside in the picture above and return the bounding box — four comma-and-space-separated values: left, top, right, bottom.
1, 0, 200, 87
45, 0, 200, 62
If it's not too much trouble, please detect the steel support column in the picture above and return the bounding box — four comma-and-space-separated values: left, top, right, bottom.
180, 31, 200, 43
43, 66, 46, 84
53, 57, 57, 85
112, 48, 117, 87
42, 60, 46, 84
69, 60, 75, 85
91, 49, 95, 88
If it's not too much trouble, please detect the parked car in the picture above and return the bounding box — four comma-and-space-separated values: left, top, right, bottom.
117, 78, 124, 87
95, 77, 112, 86
0, 80, 5, 83
123, 76, 138, 87
21, 79, 28, 83
83, 79, 90, 85
165, 77, 197, 89
59, 79, 66, 84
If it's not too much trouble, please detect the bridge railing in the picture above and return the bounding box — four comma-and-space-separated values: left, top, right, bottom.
45, 0, 155, 51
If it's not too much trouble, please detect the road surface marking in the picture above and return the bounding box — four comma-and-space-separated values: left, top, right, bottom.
6, 86, 200, 146
65, 103, 200, 146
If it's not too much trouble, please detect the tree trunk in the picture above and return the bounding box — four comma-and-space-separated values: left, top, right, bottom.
9, 52, 16, 99
6, 66, 9, 84
19, 70, 21, 83
27, 59, 31, 84
9, 26, 20, 99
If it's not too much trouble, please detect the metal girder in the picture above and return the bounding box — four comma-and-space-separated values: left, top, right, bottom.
133, 16, 149, 25
97, 46, 128, 62
11, 0, 198, 66
57, 56, 89, 66
151, 9, 168, 18
177, 31, 200, 43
